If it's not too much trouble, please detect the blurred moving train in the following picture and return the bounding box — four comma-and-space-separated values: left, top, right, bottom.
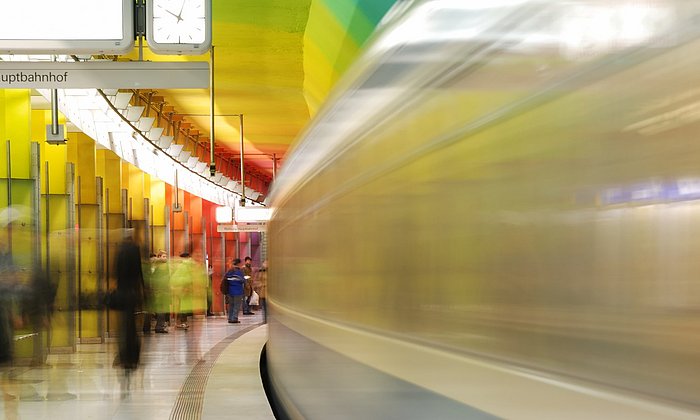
265, 0, 700, 418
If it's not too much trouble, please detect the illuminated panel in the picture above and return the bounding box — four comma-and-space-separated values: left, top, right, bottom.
215, 206, 233, 223
0, 0, 133, 54
235, 205, 272, 222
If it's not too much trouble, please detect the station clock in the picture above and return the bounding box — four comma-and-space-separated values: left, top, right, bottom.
146, 0, 212, 55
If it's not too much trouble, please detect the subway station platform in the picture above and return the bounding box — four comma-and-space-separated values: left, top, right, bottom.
2, 315, 274, 420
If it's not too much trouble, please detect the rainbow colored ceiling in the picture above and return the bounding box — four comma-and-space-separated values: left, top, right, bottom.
304, 0, 397, 114
152, 0, 397, 188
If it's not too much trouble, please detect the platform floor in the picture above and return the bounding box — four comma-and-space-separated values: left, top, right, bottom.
1, 314, 274, 420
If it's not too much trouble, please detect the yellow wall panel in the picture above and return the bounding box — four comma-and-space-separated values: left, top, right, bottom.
143, 173, 151, 200
36, 107, 70, 196
128, 164, 145, 220
0, 91, 5, 176
4, 90, 31, 179
150, 179, 166, 225
70, 132, 100, 341
96, 149, 105, 179
66, 132, 78, 167
75, 133, 97, 203
103, 152, 122, 214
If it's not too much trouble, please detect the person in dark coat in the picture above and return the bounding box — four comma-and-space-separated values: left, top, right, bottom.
254, 260, 268, 323
242, 257, 255, 315
141, 254, 156, 334
0, 243, 26, 419
24, 265, 56, 366
113, 232, 145, 397
0, 245, 16, 367
224, 259, 245, 324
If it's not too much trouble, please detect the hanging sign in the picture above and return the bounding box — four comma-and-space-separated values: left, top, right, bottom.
217, 223, 266, 233
0, 61, 209, 89
0, 0, 133, 54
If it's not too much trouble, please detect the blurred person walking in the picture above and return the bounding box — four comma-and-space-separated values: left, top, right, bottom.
206, 265, 214, 317
254, 260, 268, 323
242, 256, 255, 315
141, 254, 156, 334
191, 258, 209, 318
24, 265, 56, 366
223, 259, 245, 324
152, 251, 171, 333
171, 253, 194, 329
113, 232, 145, 397
0, 244, 26, 420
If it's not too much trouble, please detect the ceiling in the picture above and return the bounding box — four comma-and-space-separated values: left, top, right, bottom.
137, 0, 398, 194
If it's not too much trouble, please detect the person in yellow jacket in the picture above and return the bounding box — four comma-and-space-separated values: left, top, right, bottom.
151, 251, 171, 333
170, 253, 207, 329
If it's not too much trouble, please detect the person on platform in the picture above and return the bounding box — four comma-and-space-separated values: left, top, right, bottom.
242, 256, 255, 315
254, 260, 268, 323
113, 231, 145, 397
0, 243, 26, 419
152, 250, 171, 333
223, 259, 245, 324
206, 265, 214, 317
171, 253, 194, 330
141, 254, 156, 334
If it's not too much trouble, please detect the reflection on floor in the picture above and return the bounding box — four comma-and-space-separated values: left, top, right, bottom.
1, 313, 265, 420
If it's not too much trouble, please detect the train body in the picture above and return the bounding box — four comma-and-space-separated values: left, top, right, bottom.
267, 1, 700, 418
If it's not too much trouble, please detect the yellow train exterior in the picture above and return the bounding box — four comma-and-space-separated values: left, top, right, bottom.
267, 1, 700, 418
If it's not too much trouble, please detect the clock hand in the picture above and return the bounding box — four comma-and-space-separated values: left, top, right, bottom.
177, 0, 186, 21
164, 8, 183, 22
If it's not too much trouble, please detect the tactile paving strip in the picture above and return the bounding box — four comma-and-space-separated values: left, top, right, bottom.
169, 324, 260, 420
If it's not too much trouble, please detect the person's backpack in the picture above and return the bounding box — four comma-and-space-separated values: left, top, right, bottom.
219, 276, 228, 295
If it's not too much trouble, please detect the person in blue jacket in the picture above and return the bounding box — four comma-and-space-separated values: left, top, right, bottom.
223, 258, 245, 324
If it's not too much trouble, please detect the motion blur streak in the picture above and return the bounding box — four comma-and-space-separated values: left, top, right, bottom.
266, 0, 700, 418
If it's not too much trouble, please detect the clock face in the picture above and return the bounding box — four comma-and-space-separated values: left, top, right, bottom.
152, 0, 206, 44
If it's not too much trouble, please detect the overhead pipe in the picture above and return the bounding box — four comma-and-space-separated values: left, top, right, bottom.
272, 153, 277, 180
6, 142, 11, 250
239, 114, 245, 206
174, 170, 181, 212
50, 89, 60, 136
209, 45, 216, 177
50, 54, 60, 136
135, 0, 145, 61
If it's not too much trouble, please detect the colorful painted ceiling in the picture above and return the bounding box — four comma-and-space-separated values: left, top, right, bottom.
149, 0, 397, 189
